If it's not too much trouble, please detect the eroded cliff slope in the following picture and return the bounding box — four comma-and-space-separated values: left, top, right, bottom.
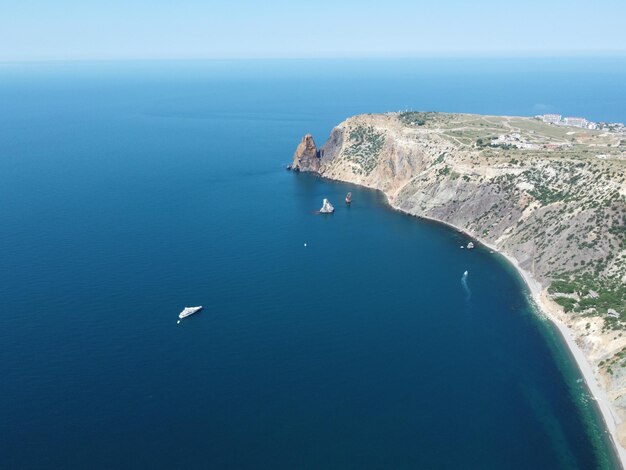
293, 111, 626, 424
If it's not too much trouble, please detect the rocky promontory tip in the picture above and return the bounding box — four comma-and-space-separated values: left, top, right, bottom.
289, 133, 320, 172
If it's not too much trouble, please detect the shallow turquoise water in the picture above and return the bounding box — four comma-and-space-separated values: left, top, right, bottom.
1, 59, 624, 468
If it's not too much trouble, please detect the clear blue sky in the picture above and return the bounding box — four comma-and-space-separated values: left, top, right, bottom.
1, 0, 625, 61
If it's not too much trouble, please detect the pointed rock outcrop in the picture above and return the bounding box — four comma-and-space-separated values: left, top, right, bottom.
319, 198, 334, 213
290, 133, 320, 172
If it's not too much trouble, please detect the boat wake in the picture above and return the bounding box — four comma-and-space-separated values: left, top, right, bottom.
461, 270, 471, 300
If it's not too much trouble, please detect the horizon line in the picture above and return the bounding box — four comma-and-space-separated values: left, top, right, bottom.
1, 50, 626, 64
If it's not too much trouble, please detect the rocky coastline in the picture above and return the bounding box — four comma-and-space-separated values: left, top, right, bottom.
290, 111, 626, 463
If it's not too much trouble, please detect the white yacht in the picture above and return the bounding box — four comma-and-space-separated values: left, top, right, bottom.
179, 306, 203, 319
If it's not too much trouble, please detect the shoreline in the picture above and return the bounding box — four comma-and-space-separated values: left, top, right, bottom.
384, 196, 626, 468
309, 170, 626, 467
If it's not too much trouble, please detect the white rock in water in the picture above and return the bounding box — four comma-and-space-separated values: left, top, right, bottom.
319, 198, 334, 213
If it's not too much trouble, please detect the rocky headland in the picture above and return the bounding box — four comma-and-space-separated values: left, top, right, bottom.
291, 111, 626, 456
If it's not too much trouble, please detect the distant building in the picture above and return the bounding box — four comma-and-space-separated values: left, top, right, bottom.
491, 133, 540, 150
598, 122, 625, 132
541, 114, 562, 124
539, 114, 599, 130
563, 117, 588, 128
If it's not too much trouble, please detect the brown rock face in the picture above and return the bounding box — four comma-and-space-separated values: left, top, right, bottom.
291, 134, 320, 172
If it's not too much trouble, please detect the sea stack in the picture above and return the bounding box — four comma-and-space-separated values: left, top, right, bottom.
289, 133, 320, 172
319, 198, 334, 213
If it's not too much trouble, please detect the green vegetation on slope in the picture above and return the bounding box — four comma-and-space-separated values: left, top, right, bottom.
549, 273, 626, 327
344, 124, 386, 175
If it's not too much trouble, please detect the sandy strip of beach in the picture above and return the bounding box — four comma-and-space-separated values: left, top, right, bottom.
394, 205, 626, 467
502, 252, 626, 467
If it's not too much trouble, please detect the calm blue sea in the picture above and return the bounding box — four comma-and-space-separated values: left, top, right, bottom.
1, 58, 625, 469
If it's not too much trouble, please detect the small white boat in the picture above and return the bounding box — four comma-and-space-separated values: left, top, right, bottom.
179, 306, 203, 319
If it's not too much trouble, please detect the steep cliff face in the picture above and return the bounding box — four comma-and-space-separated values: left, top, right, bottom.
292, 111, 626, 426
296, 113, 626, 289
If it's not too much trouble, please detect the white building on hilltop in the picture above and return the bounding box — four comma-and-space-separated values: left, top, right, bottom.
541, 114, 562, 124
539, 114, 598, 130
563, 117, 588, 128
